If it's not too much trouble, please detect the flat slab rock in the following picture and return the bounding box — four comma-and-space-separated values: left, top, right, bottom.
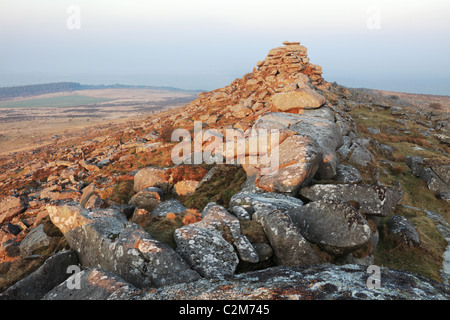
78, 264, 450, 300
300, 184, 403, 217
288, 200, 373, 255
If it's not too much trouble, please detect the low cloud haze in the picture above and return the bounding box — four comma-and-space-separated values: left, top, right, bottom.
1, 0, 449, 95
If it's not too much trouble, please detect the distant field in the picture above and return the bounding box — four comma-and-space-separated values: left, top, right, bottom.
0, 95, 112, 108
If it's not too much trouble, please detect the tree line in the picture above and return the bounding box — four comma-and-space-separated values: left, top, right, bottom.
0, 82, 84, 100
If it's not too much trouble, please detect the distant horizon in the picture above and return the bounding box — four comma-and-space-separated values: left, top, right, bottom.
0, 75, 449, 97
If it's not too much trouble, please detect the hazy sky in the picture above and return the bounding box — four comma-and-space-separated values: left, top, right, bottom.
1, 0, 449, 94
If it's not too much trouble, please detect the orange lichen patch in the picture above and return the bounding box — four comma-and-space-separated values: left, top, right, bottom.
218, 284, 234, 291
166, 164, 210, 184
181, 208, 202, 225
166, 212, 176, 220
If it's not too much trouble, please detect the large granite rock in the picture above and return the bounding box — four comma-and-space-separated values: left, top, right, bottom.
288, 200, 373, 255
133, 167, 172, 193
252, 206, 318, 266
53, 265, 449, 300
47, 204, 200, 288
270, 86, 326, 112
300, 184, 403, 217
386, 215, 421, 247
0, 250, 78, 300
174, 203, 258, 277
43, 267, 137, 300
255, 135, 322, 194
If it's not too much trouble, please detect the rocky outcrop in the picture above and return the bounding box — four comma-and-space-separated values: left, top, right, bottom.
0, 250, 78, 300
299, 184, 403, 217
174, 203, 258, 277
386, 215, 421, 247
43, 267, 137, 300
288, 200, 373, 255
47, 204, 200, 288
406, 156, 450, 203
43, 265, 450, 300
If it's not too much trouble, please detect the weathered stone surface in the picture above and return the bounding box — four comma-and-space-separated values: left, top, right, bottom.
175, 203, 258, 277
231, 206, 252, 220
174, 180, 199, 196
84, 194, 104, 209
335, 164, 362, 184
253, 206, 318, 266
174, 226, 239, 278
255, 135, 322, 194
230, 190, 304, 214
255, 111, 343, 180
19, 224, 51, 258
406, 156, 450, 200
347, 141, 374, 166
136, 142, 162, 153
43, 267, 137, 300
112, 265, 450, 300
133, 167, 171, 193
288, 200, 372, 255
47, 204, 200, 288
151, 199, 187, 219
386, 215, 421, 247
0, 196, 28, 225
0, 250, 78, 300
128, 187, 162, 212
300, 184, 403, 217
80, 183, 98, 208
432, 164, 450, 186
271, 86, 326, 112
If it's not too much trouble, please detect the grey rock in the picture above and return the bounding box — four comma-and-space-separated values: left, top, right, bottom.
174, 226, 239, 278
391, 106, 404, 116
253, 243, 274, 262
19, 224, 51, 258
231, 206, 252, 220
421, 168, 450, 197
133, 167, 172, 193
300, 184, 403, 217
288, 200, 373, 255
367, 127, 381, 135
255, 134, 323, 194
432, 164, 450, 186
48, 204, 200, 288
43, 267, 137, 300
151, 199, 187, 219
406, 156, 425, 176
386, 215, 421, 247
347, 141, 374, 166
335, 164, 362, 184
253, 207, 318, 266
0, 250, 79, 300
175, 203, 259, 278
128, 187, 163, 212
230, 191, 304, 214
119, 264, 450, 300
289, 117, 343, 179
201, 203, 259, 264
